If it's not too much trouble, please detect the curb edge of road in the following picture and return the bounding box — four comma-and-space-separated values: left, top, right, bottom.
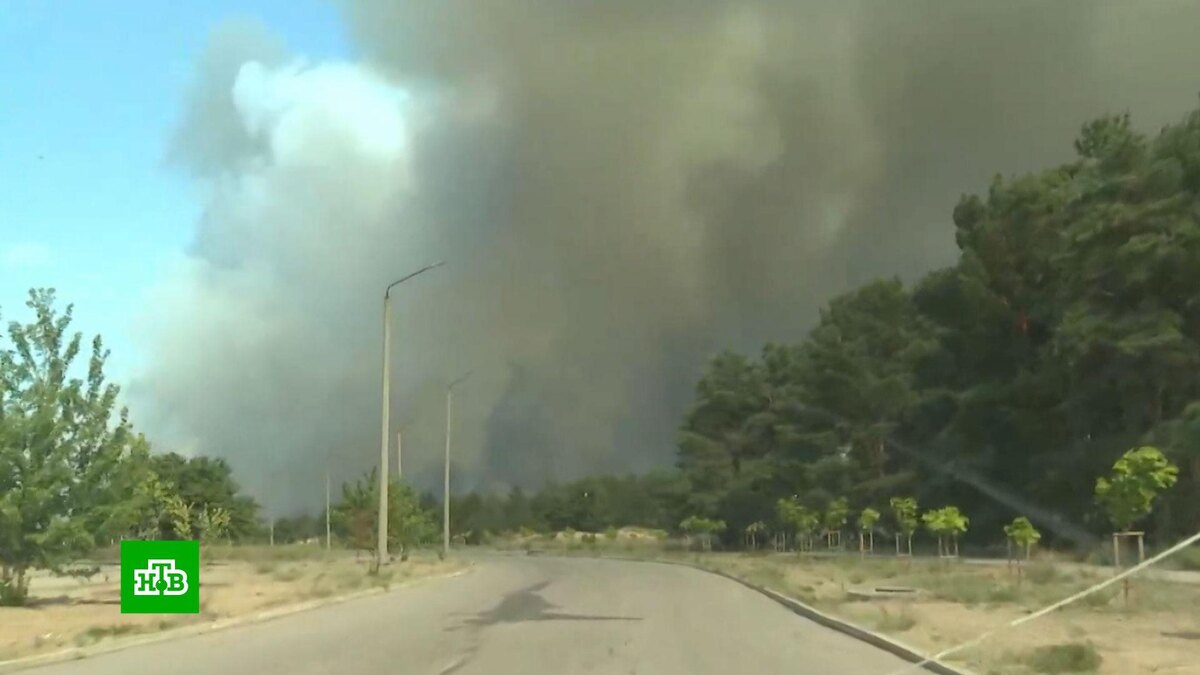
692, 566, 976, 675
513, 551, 975, 675
0, 564, 474, 674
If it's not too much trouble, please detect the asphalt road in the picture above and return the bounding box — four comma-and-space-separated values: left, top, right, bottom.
22, 555, 913, 675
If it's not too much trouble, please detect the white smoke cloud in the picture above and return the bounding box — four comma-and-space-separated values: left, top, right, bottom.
133, 56, 424, 513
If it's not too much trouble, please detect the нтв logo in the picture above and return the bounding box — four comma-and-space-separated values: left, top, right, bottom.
121, 540, 200, 614
133, 559, 189, 596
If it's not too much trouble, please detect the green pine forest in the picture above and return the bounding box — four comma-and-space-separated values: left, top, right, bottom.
5, 98, 1200, 604
451, 102, 1200, 551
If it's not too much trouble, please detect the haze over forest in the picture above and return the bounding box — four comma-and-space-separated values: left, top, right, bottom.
126, 1, 1200, 515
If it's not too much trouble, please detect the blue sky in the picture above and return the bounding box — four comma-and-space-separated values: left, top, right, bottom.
0, 0, 351, 382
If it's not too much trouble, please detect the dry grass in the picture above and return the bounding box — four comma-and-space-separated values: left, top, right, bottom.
684, 552, 1200, 674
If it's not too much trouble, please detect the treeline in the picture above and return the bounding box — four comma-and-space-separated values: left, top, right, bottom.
452, 100, 1200, 551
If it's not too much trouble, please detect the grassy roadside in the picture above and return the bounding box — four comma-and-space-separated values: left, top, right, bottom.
0, 545, 466, 663
498, 534, 1200, 675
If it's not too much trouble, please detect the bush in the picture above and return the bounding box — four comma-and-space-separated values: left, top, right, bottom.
1078, 587, 1117, 609
604, 527, 619, 540
986, 586, 1019, 603
1023, 642, 1102, 673
1167, 546, 1200, 571
926, 574, 995, 605
1026, 562, 1061, 585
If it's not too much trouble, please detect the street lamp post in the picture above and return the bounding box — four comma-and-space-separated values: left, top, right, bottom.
378, 261, 444, 571
444, 371, 471, 556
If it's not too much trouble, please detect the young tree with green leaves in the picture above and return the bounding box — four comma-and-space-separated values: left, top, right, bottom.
1095, 446, 1178, 569
858, 507, 880, 555
331, 469, 436, 567
744, 521, 766, 550
1003, 516, 1041, 582
889, 497, 918, 556
922, 506, 969, 559
822, 497, 849, 549
198, 506, 232, 545
1094, 446, 1178, 533
679, 516, 726, 551
0, 290, 142, 605
774, 497, 819, 553
1003, 516, 1041, 562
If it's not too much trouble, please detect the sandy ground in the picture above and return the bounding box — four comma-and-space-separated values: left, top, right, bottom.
0, 550, 464, 662
698, 553, 1200, 675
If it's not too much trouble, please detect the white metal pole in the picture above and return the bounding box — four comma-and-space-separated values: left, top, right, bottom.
377, 261, 443, 570
397, 430, 403, 480
325, 470, 331, 551
443, 388, 452, 556
378, 295, 391, 569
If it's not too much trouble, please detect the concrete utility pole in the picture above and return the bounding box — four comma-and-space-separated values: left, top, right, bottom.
444, 371, 471, 556
379, 261, 445, 571
325, 471, 332, 551
396, 430, 403, 480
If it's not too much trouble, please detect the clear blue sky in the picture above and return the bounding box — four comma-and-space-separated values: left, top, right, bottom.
0, 0, 351, 382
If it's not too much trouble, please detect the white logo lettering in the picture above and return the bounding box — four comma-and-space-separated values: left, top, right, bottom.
132, 559, 189, 596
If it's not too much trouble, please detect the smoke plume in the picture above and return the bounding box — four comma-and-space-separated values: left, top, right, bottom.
131, 1, 1200, 514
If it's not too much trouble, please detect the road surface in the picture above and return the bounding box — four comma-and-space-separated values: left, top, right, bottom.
21, 555, 914, 675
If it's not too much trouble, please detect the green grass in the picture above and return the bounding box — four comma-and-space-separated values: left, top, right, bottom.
1022, 642, 1102, 673
914, 572, 999, 606
1168, 546, 1200, 571
1025, 562, 1063, 585
205, 543, 337, 563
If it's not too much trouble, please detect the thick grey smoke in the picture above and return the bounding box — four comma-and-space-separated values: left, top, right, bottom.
132, 1, 1200, 515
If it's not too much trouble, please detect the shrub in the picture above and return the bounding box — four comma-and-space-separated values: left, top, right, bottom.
1025, 562, 1061, 585
1023, 642, 1102, 673
604, 527, 619, 540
